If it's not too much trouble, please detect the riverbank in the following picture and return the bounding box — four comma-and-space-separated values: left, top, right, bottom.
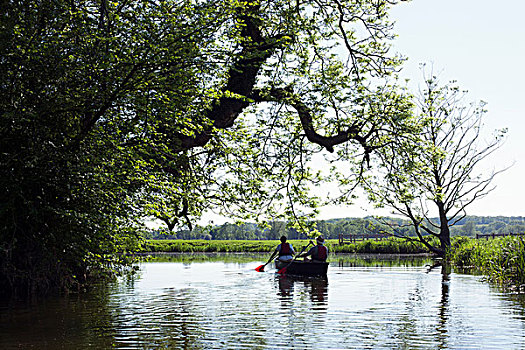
144, 237, 429, 254
144, 236, 525, 290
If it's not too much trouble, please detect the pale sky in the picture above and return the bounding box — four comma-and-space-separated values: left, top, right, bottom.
320, 0, 525, 219
393, 0, 524, 217
200, 0, 525, 226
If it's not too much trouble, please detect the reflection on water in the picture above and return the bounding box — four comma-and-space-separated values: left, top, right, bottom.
276, 275, 328, 305
1, 254, 525, 349
337, 254, 432, 268
436, 262, 450, 349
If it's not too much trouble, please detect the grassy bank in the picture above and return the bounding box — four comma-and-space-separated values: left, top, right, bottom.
144, 237, 429, 254
145, 239, 279, 253
451, 236, 525, 290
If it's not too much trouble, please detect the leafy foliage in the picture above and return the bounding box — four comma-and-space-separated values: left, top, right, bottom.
1, 0, 415, 296
1, 0, 225, 296
146, 216, 413, 240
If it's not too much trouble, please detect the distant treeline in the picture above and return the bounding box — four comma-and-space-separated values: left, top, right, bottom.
144, 216, 525, 241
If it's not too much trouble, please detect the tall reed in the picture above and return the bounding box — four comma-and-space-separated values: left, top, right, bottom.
451, 236, 525, 289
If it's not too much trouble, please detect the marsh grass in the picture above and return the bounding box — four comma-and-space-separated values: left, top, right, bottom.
141, 252, 433, 267
330, 237, 429, 254
451, 236, 525, 290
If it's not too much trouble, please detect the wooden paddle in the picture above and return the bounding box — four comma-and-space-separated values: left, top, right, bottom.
277, 241, 313, 275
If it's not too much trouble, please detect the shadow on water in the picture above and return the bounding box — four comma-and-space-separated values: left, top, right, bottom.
0, 281, 118, 349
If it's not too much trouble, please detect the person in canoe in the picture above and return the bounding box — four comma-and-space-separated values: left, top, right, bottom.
298, 236, 328, 262
255, 236, 296, 272
272, 235, 296, 262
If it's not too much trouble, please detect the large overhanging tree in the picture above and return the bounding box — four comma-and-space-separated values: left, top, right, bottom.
1, 0, 414, 296
363, 74, 508, 256
164, 0, 416, 229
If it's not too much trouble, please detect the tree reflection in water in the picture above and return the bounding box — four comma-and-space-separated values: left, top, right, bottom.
425, 260, 451, 349
438, 263, 451, 348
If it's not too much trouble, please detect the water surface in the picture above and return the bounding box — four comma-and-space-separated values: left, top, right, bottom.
1, 254, 524, 349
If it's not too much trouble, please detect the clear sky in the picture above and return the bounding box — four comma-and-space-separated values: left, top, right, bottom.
317, 0, 525, 219
200, 0, 525, 226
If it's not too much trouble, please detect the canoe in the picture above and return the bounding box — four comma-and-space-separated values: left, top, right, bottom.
274, 259, 328, 276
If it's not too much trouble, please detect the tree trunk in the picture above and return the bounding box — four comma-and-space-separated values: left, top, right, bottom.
437, 202, 451, 256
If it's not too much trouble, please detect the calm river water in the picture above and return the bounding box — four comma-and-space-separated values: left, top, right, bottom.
1, 254, 525, 349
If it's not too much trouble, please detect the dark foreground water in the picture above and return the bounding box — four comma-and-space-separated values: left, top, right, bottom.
1, 254, 525, 349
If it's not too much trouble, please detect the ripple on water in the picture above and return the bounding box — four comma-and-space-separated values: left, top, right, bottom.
2, 257, 525, 349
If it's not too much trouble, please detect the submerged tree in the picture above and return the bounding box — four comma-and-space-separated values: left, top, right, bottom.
1, 0, 414, 296
364, 74, 508, 256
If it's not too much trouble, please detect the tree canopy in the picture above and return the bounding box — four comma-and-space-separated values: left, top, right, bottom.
1, 0, 417, 296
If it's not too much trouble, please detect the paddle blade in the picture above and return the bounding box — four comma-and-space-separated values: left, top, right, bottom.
255, 265, 265, 272
277, 267, 287, 274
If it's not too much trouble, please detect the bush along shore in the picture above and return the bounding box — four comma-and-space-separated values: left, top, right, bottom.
450, 236, 525, 292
